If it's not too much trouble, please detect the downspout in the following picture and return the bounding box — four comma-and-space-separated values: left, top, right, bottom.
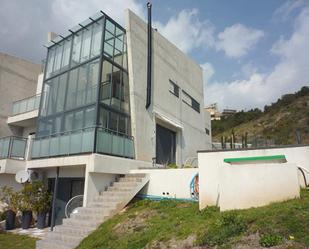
145, 2, 152, 109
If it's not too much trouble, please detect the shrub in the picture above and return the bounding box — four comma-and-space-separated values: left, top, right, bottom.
166, 163, 177, 169
259, 234, 283, 247
196, 212, 247, 246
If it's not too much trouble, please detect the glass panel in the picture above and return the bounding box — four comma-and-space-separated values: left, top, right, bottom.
103, 41, 113, 59
73, 110, 84, 130
84, 107, 95, 128
12, 102, 20, 115
87, 59, 99, 104
72, 32, 82, 65
50, 136, 60, 156
124, 138, 134, 158
10, 138, 26, 158
46, 47, 55, 78
64, 112, 74, 131
61, 38, 72, 69
66, 68, 78, 110
31, 140, 41, 158
19, 99, 27, 113
56, 73, 67, 113
99, 108, 108, 128
122, 41, 128, 70
69, 131, 82, 154
26, 97, 35, 112
53, 44, 63, 73
59, 134, 69, 155
118, 116, 126, 134
112, 134, 124, 155
47, 77, 59, 115
121, 72, 130, 114
80, 29, 91, 62
106, 20, 115, 34
81, 129, 94, 152
109, 112, 118, 132
76, 63, 87, 107
0, 138, 10, 158
96, 129, 112, 154
40, 138, 50, 157
90, 22, 102, 58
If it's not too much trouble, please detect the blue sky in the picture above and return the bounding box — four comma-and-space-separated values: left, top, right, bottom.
0, 0, 308, 110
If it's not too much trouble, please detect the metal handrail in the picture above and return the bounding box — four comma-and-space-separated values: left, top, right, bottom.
11, 93, 41, 116
0, 136, 28, 160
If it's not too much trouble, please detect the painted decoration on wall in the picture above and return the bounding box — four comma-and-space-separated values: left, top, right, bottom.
190, 173, 199, 200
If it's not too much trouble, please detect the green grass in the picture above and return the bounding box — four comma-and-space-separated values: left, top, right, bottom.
0, 232, 36, 249
76, 189, 309, 249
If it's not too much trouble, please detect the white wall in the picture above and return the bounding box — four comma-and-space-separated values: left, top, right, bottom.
125, 10, 211, 165
198, 145, 309, 210
130, 168, 198, 200
0, 174, 22, 191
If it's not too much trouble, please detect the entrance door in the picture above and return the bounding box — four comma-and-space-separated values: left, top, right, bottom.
48, 178, 84, 225
156, 124, 176, 165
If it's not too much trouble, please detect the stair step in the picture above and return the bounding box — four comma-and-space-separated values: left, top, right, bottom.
77, 206, 114, 215
54, 224, 93, 236
125, 173, 147, 178
62, 217, 100, 228
118, 177, 143, 182
112, 182, 138, 188
98, 191, 130, 198
46, 231, 82, 244
108, 186, 134, 191
71, 212, 109, 221
36, 238, 76, 249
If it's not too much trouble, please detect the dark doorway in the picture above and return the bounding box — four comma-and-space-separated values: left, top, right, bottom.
156, 124, 176, 165
48, 178, 84, 225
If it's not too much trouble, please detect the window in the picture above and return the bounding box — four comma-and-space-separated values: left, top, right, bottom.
182, 90, 200, 113
169, 79, 179, 97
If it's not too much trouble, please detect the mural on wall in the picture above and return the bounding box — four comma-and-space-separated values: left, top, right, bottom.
190, 173, 199, 200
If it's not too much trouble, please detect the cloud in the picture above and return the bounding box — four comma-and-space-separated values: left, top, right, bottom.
201, 62, 215, 85
215, 24, 264, 58
205, 6, 309, 110
0, 0, 145, 63
154, 9, 215, 53
273, 0, 306, 22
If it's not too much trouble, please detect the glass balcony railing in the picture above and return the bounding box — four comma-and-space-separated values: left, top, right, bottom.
0, 136, 27, 160
11, 94, 41, 116
31, 126, 135, 159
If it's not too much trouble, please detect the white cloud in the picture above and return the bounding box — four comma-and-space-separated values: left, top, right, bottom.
201, 62, 215, 85
154, 9, 215, 53
52, 0, 145, 27
205, 6, 309, 110
216, 24, 264, 58
273, 0, 306, 21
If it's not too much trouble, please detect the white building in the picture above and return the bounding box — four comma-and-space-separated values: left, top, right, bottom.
0, 8, 211, 229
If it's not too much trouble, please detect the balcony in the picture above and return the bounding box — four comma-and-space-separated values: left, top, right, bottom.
0, 136, 27, 160
31, 126, 135, 159
7, 94, 41, 127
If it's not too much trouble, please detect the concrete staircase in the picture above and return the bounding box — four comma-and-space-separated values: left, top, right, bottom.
36, 173, 149, 249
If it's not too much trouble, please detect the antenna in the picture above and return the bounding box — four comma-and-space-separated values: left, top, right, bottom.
15, 170, 30, 184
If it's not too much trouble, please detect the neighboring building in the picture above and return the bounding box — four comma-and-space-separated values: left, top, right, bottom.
0, 53, 41, 137
221, 108, 237, 119
205, 103, 221, 120
0, 9, 211, 231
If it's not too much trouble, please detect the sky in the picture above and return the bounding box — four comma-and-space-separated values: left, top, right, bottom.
0, 0, 308, 111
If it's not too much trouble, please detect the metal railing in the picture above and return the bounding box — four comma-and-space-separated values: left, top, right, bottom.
11, 94, 41, 116
31, 126, 135, 159
0, 136, 27, 160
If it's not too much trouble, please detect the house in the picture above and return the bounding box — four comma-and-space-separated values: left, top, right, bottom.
0, 8, 211, 232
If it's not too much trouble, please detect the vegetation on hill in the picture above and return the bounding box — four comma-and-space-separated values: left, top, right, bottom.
212, 86, 309, 145
0, 232, 36, 249
76, 189, 309, 249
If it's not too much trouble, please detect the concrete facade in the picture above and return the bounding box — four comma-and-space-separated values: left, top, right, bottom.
0, 53, 41, 137
126, 10, 211, 166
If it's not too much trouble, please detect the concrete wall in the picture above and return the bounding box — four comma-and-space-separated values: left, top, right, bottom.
130, 168, 198, 200
0, 53, 41, 137
125, 10, 211, 166
0, 174, 22, 191
198, 145, 309, 210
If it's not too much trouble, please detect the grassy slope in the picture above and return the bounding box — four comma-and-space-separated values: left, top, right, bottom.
213, 95, 309, 145
77, 189, 309, 249
0, 232, 36, 249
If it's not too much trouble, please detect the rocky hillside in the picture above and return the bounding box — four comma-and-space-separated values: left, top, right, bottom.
212, 86, 309, 145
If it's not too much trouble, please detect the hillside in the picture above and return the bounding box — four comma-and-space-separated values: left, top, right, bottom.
75, 189, 309, 249
212, 86, 309, 145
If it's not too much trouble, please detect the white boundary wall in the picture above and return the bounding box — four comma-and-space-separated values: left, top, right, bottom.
130, 168, 198, 200
198, 145, 309, 211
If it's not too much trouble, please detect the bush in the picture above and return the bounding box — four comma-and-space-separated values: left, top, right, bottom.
196, 212, 247, 246
259, 234, 283, 247
166, 163, 177, 169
